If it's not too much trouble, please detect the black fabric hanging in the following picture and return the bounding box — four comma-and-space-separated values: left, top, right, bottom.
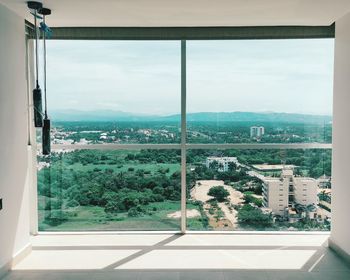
40, 8, 52, 155
28, 2, 44, 128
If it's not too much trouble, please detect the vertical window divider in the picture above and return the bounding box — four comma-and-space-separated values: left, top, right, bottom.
181, 40, 187, 233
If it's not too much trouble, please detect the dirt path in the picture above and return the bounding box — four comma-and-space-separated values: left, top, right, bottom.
218, 202, 238, 226
190, 180, 244, 229
167, 209, 201, 219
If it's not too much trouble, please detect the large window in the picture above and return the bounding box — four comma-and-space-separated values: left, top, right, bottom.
186, 149, 331, 231
45, 41, 181, 144
36, 39, 333, 232
38, 149, 181, 231
187, 40, 333, 144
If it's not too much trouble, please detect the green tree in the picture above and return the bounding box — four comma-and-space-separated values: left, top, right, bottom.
66, 199, 79, 208
208, 186, 229, 202
44, 210, 69, 226
243, 194, 263, 207
238, 204, 272, 226
104, 200, 119, 213
228, 161, 237, 171
128, 206, 145, 217
209, 160, 219, 170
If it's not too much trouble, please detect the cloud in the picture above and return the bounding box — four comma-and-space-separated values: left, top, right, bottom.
45, 39, 334, 115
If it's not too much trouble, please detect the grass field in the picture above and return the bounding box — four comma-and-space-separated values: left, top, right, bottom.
39, 201, 180, 231
37, 149, 205, 231
38, 200, 206, 231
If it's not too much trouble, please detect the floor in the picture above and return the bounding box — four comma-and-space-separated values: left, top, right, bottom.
3, 233, 350, 280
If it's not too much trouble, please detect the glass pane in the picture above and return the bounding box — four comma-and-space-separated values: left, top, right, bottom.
187, 149, 331, 231
187, 39, 334, 143
38, 149, 181, 231
44, 41, 181, 144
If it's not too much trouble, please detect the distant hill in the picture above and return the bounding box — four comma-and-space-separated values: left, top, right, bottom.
51, 110, 332, 124
164, 112, 332, 124
51, 109, 158, 122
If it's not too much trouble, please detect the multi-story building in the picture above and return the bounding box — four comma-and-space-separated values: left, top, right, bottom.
262, 173, 289, 216
317, 174, 331, 189
206, 157, 238, 172
262, 168, 318, 216
250, 126, 265, 138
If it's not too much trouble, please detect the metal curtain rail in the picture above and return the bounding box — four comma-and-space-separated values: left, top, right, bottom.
25, 24, 335, 40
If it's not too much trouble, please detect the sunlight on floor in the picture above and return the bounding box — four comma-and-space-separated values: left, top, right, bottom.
14, 250, 139, 270
116, 249, 317, 270
30, 234, 172, 247
11, 234, 331, 271
165, 234, 329, 247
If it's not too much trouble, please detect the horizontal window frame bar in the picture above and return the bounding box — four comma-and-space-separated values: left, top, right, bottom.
49, 144, 181, 150
185, 143, 332, 149
36, 230, 330, 235
48, 143, 332, 151
32, 245, 325, 250
25, 22, 335, 40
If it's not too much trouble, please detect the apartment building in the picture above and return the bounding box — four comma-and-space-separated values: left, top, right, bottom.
250, 126, 265, 138
263, 168, 318, 216
206, 156, 239, 172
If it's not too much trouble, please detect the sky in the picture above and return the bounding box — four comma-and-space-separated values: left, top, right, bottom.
44, 39, 334, 116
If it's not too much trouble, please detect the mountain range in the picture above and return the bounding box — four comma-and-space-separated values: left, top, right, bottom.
51, 110, 332, 124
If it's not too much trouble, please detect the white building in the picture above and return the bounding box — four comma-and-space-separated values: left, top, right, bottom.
317, 175, 331, 189
262, 168, 318, 216
250, 126, 265, 138
206, 157, 239, 172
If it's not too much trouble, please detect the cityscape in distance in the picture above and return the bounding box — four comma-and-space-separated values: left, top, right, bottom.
37, 110, 332, 231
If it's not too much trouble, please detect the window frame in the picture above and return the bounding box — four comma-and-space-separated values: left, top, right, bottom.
26, 25, 333, 233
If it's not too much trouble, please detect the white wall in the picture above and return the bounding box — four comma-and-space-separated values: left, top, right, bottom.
0, 2, 31, 271
331, 11, 350, 256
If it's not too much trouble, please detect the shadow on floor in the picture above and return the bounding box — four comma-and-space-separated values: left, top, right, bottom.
3, 234, 350, 280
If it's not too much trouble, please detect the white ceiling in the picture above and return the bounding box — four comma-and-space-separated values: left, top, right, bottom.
1, 0, 350, 27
